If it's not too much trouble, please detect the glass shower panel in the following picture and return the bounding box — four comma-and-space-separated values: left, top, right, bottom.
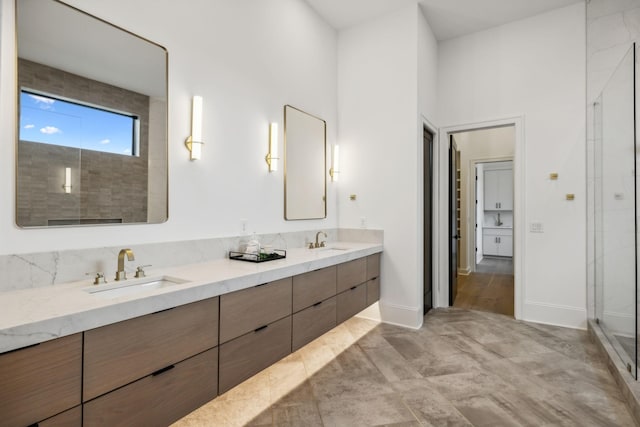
594, 44, 637, 379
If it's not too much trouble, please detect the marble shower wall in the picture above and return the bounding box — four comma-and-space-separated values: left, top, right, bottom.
586, 0, 640, 319
0, 228, 383, 292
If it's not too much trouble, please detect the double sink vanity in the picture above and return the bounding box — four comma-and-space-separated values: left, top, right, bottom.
0, 241, 382, 426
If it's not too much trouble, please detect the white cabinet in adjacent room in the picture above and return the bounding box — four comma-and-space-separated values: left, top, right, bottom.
484, 168, 513, 211
482, 228, 513, 257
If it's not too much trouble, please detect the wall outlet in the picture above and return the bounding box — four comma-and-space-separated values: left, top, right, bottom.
360, 217, 367, 229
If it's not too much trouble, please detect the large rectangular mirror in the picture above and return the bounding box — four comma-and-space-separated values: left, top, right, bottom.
16, 0, 168, 227
284, 105, 326, 220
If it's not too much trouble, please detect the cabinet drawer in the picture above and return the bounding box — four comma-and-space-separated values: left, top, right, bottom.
337, 258, 367, 293
83, 347, 218, 427
220, 277, 292, 343
366, 277, 380, 306
219, 316, 292, 394
366, 253, 381, 281
292, 266, 336, 312
83, 297, 219, 401
292, 296, 337, 351
337, 282, 367, 324
39, 405, 82, 427
0, 334, 81, 427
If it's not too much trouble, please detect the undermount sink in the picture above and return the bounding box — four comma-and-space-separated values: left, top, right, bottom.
315, 246, 349, 252
85, 275, 188, 299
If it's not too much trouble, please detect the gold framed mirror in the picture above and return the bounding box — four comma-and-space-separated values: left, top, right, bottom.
284, 105, 326, 220
15, 0, 168, 227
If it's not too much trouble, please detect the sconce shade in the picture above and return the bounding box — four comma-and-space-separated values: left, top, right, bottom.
185, 95, 203, 160
330, 144, 340, 182
266, 122, 279, 172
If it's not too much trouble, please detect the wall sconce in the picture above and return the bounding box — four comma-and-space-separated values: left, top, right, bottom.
265, 122, 279, 172
329, 144, 340, 182
185, 95, 204, 160
63, 167, 72, 193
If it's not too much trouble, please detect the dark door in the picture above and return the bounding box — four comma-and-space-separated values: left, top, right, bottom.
449, 135, 459, 305
423, 127, 433, 314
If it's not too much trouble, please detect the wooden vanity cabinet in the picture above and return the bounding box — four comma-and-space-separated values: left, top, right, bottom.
366, 253, 381, 306
337, 258, 367, 293
219, 277, 292, 343
337, 282, 368, 323
83, 348, 218, 427
83, 297, 219, 402
38, 406, 82, 427
219, 316, 292, 393
292, 296, 337, 351
292, 266, 336, 312
0, 333, 82, 427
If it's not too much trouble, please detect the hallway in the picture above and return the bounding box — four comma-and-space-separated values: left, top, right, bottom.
454, 258, 515, 317
174, 309, 633, 426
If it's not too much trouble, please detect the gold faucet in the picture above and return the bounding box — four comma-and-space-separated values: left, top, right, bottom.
116, 248, 135, 281
314, 231, 327, 248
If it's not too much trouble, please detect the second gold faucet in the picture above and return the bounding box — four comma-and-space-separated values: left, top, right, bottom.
116, 248, 135, 281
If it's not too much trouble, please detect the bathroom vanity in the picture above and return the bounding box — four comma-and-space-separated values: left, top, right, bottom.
0, 243, 381, 426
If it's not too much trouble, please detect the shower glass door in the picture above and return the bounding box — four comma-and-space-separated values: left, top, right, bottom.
594, 43, 637, 378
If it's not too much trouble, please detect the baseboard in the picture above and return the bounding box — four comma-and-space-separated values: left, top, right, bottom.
602, 310, 635, 337
458, 267, 471, 275
523, 300, 587, 330
378, 302, 423, 329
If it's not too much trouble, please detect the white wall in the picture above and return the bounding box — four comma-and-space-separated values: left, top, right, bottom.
0, 0, 338, 256
438, 3, 587, 328
338, 4, 438, 328
452, 127, 515, 272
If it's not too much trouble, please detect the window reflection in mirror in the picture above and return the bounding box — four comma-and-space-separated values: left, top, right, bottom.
284, 105, 327, 220
15, 0, 168, 227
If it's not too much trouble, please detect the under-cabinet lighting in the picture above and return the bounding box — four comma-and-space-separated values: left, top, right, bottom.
265, 122, 279, 172
185, 95, 204, 160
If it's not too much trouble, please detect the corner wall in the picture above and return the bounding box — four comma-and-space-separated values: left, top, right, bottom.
337, 5, 438, 328
438, 3, 587, 328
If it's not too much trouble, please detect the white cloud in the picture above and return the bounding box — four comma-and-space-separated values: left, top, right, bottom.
40, 126, 61, 135
28, 94, 55, 109
122, 148, 131, 154
24, 124, 35, 129
100, 139, 110, 145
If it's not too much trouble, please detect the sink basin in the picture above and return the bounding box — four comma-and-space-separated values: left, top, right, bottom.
85, 276, 188, 299
315, 246, 349, 252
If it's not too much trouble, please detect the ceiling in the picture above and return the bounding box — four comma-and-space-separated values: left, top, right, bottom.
304, 0, 583, 40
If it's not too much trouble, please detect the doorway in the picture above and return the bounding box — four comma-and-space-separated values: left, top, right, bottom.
446, 126, 516, 317
423, 126, 434, 314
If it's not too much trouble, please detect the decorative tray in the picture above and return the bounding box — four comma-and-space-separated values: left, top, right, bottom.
229, 249, 286, 263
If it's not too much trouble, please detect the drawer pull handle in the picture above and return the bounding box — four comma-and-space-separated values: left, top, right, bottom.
27, 423, 39, 427
255, 282, 268, 288
313, 301, 323, 307
255, 325, 268, 332
152, 365, 175, 376
350, 286, 358, 291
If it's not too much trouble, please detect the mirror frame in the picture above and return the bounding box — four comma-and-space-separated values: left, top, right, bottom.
14, 0, 169, 228
283, 105, 327, 221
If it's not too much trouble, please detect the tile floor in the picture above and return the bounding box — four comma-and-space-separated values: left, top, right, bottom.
173, 308, 636, 426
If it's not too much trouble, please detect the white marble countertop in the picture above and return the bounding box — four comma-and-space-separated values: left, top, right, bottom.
482, 226, 513, 230
0, 242, 382, 353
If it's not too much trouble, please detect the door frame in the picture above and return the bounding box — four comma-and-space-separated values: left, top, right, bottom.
437, 116, 525, 320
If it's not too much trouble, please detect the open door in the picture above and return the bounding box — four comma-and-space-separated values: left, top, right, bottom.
423, 127, 433, 314
449, 135, 460, 305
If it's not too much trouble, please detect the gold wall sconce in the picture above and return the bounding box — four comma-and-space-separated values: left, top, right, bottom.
550, 173, 558, 180
566, 194, 575, 201
63, 167, 72, 193
265, 122, 279, 172
185, 95, 204, 160
329, 144, 340, 182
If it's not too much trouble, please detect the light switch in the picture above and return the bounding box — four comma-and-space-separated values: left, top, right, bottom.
530, 222, 544, 233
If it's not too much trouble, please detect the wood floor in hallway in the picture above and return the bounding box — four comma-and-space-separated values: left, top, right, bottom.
454, 257, 514, 317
